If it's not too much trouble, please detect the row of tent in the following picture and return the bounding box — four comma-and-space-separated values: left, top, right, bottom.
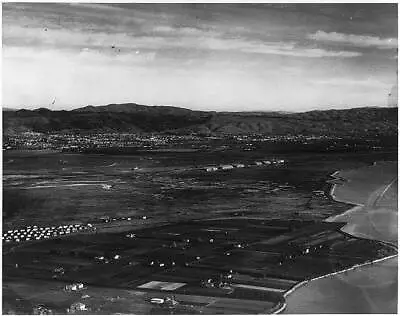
3, 223, 95, 244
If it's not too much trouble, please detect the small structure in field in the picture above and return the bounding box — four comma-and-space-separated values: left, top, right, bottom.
220, 164, 234, 170
33, 304, 53, 315
65, 282, 85, 292
67, 302, 89, 313
205, 166, 218, 172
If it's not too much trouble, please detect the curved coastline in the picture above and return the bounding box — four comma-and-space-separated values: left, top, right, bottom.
278, 162, 398, 314
277, 255, 398, 314
328, 172, 364, 207
325, 170, 366, 223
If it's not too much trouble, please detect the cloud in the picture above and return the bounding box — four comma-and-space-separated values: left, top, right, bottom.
2, 44, 388, 111
151, 26, 361, 58
313, 77, 390, 89
204, 38, 361, 58
4, 24, 361, 59
3, 46, 156, 68
3, 4, 394, 110
308, 31, 398, 49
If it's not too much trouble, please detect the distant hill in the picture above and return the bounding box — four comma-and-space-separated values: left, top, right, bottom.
2, 107, 19, 112
3, 103, 398, 136
74, 103, 206, 115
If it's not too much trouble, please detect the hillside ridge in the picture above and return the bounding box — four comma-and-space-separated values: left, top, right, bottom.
3, 103, 398, 136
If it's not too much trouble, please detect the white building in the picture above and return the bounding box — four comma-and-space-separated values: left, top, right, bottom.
220, 165, 234, 170
205, 166, 218, 172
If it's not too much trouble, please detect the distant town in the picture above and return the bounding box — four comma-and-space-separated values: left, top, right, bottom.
2, 132, 386, 153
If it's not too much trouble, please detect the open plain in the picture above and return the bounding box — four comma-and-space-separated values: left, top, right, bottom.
2, 139, 398, 314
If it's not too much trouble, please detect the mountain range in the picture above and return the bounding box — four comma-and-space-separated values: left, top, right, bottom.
3, 103, 398, 136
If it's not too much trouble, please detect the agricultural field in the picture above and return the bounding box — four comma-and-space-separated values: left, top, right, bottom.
3, 141, 397, 314
3, 217, 396, 314
3, 144, 396, 231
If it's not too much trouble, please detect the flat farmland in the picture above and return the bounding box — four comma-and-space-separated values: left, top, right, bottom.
4, 217, 396, 314
4, 149, 396, 231
3, 147, 397, 314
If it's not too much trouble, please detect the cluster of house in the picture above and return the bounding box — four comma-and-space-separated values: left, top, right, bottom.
65, 282, 86, 292
33, 304, 53, 315
201, 271, 234, 289
204, 159, 285, 172
2, 223, 95, 244
67, 302, 90, 313
32, 284, 90, 314
64, 284, 91, 313
276, 244, 326, 266
5, 131, 207, 152
149, 259, 177, 268
94, 254, 121, 263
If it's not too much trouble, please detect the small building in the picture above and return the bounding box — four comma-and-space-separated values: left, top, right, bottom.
54, 267, 65, 275
255, 161, 263, 166
220, 165, 234, 170
233, 163, 245, 168
33, 304, 53, 315
164, 296, 179, 307
65, 283, 85, 292
150, 298, 164, 304
68, 302, 89, 313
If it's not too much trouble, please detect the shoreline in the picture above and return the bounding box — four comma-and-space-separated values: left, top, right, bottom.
324, 205, 363, 222
328, 170, 364, 207
278, 164, 398, 314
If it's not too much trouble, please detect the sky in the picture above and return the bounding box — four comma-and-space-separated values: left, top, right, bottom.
2, 3, 398, 112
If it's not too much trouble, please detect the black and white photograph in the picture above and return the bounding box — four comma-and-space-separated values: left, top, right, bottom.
2, 2, 398, 314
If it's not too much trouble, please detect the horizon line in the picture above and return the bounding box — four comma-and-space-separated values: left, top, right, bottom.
2, 103, 395, 114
